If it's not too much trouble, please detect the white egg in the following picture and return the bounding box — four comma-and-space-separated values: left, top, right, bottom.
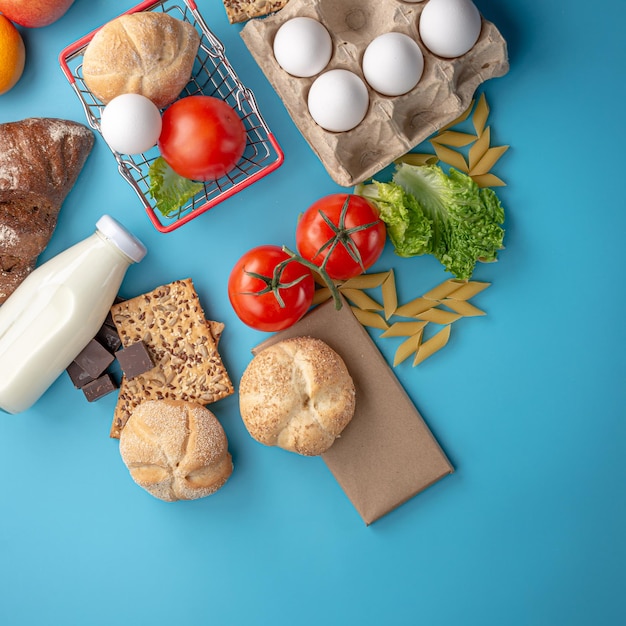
307, 69, 369, 133
419, 0, 482, 58
362, 32, 424, 96
100, 93, 162, 155
273, 17, 333, 78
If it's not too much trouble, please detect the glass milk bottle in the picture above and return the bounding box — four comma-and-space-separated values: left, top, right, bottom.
0, 215, 147, 414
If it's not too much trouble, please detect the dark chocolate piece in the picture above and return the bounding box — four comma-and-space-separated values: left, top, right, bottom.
66, 360, 96, 389
82, 374, 118, 402
74, 338, 115, 378
103, 296, 126, 328
96, 323, 122, 353
116, 341, 155, 380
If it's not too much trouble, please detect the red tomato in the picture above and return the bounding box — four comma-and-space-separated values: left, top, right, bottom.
158, 95, 247, 181
228, 245, 315, 332
295, 193, 387, 281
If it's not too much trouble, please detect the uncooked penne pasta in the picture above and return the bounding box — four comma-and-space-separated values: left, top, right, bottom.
440, 298, 486, 317
312, 287, 332, 306
423, 279, 467, 301
381, 320, 428, 338
472, 93, 489, 136
416, 308, 462, 325
350, 307, 389, 330
446, 280, 490, 301
432, 143, 469, 172
469, 126, 491, 171
381, 270, 397, 320
394, 331, 424, 367
395, 297, 436, 317
341, 272, 390, 290
413, 325, 452, 367
341, 288, 383, 311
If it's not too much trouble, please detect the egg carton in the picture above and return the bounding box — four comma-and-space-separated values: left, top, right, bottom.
59, 0, 284, 233
241, 0, 509, 187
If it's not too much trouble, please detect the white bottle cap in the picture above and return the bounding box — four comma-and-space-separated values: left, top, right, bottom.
95, 215, 147, 263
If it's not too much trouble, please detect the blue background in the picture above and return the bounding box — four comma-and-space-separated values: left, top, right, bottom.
1, 1, 625, 624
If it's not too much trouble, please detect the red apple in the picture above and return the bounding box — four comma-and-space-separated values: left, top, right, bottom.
0, 0, 75, 28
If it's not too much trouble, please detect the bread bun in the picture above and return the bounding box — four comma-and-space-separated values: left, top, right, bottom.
239, 336, 356, 456
119, 400, 232, 501
82, 12, 200, 108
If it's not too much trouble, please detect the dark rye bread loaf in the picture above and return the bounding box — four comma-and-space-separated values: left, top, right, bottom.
0, 118, 95, 303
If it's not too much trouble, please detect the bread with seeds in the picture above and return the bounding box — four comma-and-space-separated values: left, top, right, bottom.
239, 336, 356, 456
109, 278, 233, 439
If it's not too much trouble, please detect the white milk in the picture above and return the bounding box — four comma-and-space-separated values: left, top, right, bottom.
0, 215, 146, 414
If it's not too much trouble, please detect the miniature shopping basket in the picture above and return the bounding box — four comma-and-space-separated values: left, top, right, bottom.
59, 0, 284, 233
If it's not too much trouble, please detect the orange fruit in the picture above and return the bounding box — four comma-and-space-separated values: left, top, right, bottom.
0, 14, 26, 95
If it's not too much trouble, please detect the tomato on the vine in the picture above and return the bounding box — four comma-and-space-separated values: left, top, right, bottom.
228, 245, 315, 332
295, 193, 387, 281
158, 95, 247, 181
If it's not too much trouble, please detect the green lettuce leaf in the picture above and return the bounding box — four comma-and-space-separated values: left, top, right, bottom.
148, 157, 204, 217
356, 163, 505, 279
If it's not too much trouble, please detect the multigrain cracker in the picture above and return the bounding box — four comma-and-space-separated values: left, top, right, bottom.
109, 279, 233, 439
221, 0, 288, 24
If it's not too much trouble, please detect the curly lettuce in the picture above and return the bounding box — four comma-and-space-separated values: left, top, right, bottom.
355, 163, 505, 280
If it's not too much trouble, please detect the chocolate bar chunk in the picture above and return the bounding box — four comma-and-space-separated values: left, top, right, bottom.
74, 338, 115, 378
66, 360, 96, 389
96, 323, 122, 353
116, 341, 154, 380
82, 374, 117, 402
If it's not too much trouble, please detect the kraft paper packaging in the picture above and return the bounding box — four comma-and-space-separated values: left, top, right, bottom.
252, 298, 454, 525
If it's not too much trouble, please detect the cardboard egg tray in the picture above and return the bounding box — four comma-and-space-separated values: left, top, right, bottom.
241, 0, 509, 187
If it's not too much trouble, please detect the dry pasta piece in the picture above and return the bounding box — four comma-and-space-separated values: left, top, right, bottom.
350, 307, 389, 330
470, 145, 509, 177
441, 299, 486, 317
416, 308, 462, 325
468, 126, 491, 171
446, 280, 491, 301
313, 273, 329, 287
423, 279, 468, 301
394, 330, 424, 367
472, 93, 490, 136
434, 130, 476, 147
341, 288, 383, 311
431, 142, 469, 172
312, 287, 332, 306
413, 325, 452, 367
395, 297, 436, 317
381, 270, 397, 319
381, 320, 428, 338
472, 173, 506, 188
341, 272, 390, 290
395, 153, 439, 167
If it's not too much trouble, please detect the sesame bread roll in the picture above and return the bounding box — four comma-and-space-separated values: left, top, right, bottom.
239, 336, 356, 456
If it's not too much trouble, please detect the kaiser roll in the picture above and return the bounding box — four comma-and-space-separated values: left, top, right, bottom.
119, 400, 233, 501
82, 12, 200, 109
239, 336, 356, 456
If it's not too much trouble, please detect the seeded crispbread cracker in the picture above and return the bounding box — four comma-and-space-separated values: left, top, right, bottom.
109, 278, 233, 439
221, 0, 289, 24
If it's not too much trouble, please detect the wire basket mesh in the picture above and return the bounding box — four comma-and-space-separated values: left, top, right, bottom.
59, 0, 284, 233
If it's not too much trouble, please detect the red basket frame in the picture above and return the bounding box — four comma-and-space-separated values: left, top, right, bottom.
59, 0, 284, 233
